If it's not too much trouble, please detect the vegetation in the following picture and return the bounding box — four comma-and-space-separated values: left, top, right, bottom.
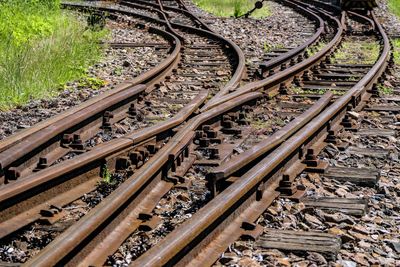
263, 43, 284, 53
378, 84, 393, 95
389, 0, 400, 18
333, 41, 379, 64
393, 39, 400, 65
306, 41, 327, 57
192, 0, 270, 18
102, 165, 113, 184
0, 0, 108, 110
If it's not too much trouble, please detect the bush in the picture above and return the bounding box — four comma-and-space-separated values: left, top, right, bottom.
0, 0, 108, 109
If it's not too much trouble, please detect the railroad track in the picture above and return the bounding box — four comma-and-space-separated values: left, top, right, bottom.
0, 0, 395, 266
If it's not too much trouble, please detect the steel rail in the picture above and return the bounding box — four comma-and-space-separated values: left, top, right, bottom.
132, 10, 390, 267
120, 0, 247, 98
208, 92, 333, 189
0, 21, 181, 179
202, 5, 344, 111
25, 92, 263, 267
123, 0, 213, 31
0, 91, 208, 239
0, 1, 246, 237
23, 2, 341, 264
347, 10, 375, 30
0, 1, 245, 183
205, 0, 326, 106
10, 1, 337, 264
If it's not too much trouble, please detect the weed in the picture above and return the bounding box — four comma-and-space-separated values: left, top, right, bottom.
252, 118, 271, 130
393, 39, 400, 65
333, 40, 379, 65
233, 0, 242, 17
378, 84, 393, 95
306, 41, 326, 57
113, 66, 123, 76
263, 43, 284, 53
102, 165, 113, 184
77, 77, 107, 90
290, 86, 304, 94
389, 0, 400, 17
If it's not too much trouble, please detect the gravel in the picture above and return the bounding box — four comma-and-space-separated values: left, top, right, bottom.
184, 0, 315, 77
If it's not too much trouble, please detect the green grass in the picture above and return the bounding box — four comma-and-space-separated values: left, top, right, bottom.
0, 0, 108, 110
378, 84, 394, 95
192, 0, 270, 18
333, 41, 379, 64
389, 0, 400, 17
393, 39, 400, 65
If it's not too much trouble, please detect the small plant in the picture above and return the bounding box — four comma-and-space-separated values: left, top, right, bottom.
102, 165, 113, 184
393, 38, 400, 65
114, 66, 123, 76
263, 43, 284, 53
263, 43, 272, 53
377, 84, 393, 95
290, 86, 304, 94
252, 118, 271, 130
233, 0, 242, 17
389, 0, 400, 18
77, 77, 106, 90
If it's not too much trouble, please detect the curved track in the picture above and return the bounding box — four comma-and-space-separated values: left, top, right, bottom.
0, 0, 394, 266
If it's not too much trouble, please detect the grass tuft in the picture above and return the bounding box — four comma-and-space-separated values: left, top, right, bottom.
0, 0, 108, 110
393, 39, 400, 65
193, 0, 270, 18
388, 0, 400, 17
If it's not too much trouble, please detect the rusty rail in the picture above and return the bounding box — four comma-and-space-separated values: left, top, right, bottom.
131, 9, 390, 267
202, 3, 344, 111
24, 92, 263, 267
0, 23, 181, 179
0, 1, 246, 183
120, 0, 247, 96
